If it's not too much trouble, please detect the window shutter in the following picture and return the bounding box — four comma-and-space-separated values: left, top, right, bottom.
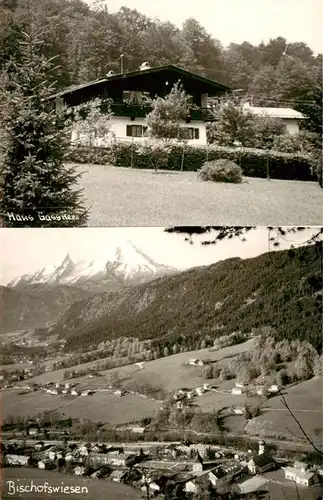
194, 128, 200, 139
126, 125, 132, 137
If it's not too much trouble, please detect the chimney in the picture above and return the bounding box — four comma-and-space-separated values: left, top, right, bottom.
139, 61, 151, 71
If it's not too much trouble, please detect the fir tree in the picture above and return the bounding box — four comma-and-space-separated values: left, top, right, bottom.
0, 24, 89, 227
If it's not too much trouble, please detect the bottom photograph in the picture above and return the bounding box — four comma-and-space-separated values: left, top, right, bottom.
0, 226, 322, 500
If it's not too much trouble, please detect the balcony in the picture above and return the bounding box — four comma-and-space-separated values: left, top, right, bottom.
110, 103, 216, 122
191, 108, 216, 122
110, 102, 152, 118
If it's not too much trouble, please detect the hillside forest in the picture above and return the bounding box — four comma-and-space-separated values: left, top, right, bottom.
35, 244, 322, 355
0, 0, 321, 136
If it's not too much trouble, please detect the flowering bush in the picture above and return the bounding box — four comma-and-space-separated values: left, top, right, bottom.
198, 159, 243, 183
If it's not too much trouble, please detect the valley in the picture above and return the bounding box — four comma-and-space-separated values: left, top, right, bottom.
1, 239, 322, 499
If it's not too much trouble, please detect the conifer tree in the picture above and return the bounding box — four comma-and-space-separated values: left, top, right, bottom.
0, 22, 89, 227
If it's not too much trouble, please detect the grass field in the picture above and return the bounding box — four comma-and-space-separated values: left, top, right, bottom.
1, 467, 142, 499
75, 163, 322, 226
2, 389, 160, 425
27, 339, 255, 390
244, 377, 323, 442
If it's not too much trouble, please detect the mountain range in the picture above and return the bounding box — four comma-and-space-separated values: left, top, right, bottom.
1, 241, 177, 333
35, 244, 322, 353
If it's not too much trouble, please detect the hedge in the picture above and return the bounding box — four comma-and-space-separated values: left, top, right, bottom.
66, 141, 316, 181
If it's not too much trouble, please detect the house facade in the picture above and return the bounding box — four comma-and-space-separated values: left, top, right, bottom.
248, 454, 275, 474
53, 64, 229, 146
243, 103, 306, 135
284, 466, 318, 486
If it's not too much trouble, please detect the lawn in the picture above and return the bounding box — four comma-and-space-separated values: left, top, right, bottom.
2, 467, 142, 500
74, 163, 322, 226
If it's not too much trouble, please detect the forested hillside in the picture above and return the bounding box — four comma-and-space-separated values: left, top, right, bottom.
0, 0, 321, 133
42, 245, 322, 353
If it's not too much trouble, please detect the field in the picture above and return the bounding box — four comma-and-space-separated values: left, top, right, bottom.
75, 164, 322, 226
1, 467, 142, 499
244, 377, 323, 442
2, 389, 160, 425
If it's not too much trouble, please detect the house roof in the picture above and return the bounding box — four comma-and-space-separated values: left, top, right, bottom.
51, 64, 229, 104
284, 466, 316, 481
243, 104, 306, 119
250, 454, 275, 467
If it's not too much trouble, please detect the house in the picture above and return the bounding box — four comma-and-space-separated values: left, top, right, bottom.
110, 470, 126, 483
74, 466, 86, 476
243, 102, 306, 135
114, 389, 125, 397
195, 387, 205, 396
283, 466, 318, 486
28, 426, 39, 436
203, 383, 211, 391
185, 480, 199, 494
38, 459, 54, 469
71, 389, 79, 396
6, 454, 30, 466
232, 387, 243, 395
192, 453, 204, 473
189, 359, 204, 366
248, 454, 276, 474
53, 64, 229, 146
234, 406, 245, 415
235, 382, 247, 389
268, 384, 279, 393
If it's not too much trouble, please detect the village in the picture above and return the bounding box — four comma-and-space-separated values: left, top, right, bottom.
3, 434, 323, 499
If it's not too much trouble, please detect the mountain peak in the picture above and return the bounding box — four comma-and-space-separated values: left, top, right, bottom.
9, 242, 177, 289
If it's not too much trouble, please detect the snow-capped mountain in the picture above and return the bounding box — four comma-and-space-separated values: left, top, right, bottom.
8, 241, 177, 290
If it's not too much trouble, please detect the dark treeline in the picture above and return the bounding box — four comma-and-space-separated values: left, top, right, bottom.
0, 0, 321, 133
42, 244, 322, 354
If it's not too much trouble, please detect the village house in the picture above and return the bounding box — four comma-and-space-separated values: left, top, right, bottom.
110, 470, 126, 483
189, 358, 204, 366
232, 387, 243, 395
74, 465, 86, 476
268, 384, 279, 393
248, 453, 276, 475
114, 389, 125, 397
6, 454, 30, 466
234, 406, 245, 415
38, 459, 55, 470
243, 102, 306, 135
283, 464, 318, 486
53, 64, 229, 146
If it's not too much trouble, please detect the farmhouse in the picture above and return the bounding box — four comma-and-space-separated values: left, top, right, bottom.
53, 64, 229, 146
6, 454, 30, 466
189, 358, 204, 366
232, 387, 243, 395
243, 102, 306, 135
110, 470, 126, 482
283, 465, 318, 486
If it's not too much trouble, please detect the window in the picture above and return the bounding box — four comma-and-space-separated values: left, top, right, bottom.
179, 127, 200, 140
126, 125, 147, 137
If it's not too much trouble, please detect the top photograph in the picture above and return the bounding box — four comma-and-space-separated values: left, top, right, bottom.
0, 0, 322, 227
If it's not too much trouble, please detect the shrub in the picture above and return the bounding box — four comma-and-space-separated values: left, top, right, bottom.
198, 159, 243, 183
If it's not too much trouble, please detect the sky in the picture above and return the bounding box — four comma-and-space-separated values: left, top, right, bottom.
0, 227, 318, 285
87, 0, 323, 54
